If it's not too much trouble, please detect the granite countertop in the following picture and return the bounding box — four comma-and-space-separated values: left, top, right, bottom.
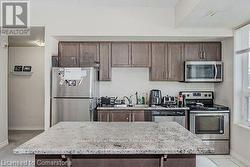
14, 122, 213, 155
97, 106, 190, 111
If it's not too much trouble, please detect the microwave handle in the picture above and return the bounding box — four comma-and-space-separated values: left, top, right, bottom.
214, 64, 218, 79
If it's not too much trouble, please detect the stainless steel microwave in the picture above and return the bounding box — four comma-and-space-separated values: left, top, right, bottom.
185, 61, 223, 82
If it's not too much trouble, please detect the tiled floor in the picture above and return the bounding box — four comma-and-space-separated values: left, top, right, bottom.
0, 131, 248, 167
206, 155, 249, 167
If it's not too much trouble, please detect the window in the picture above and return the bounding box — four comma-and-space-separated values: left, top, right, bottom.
235, 24, 250, 126
243, 52, 250, 123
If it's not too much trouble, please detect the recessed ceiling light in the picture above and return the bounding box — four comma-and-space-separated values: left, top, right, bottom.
206, 10, 217, 17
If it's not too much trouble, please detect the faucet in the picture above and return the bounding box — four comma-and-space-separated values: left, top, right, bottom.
123, 96, 133, 107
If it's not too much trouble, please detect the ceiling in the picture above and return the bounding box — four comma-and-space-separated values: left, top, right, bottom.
8, 27, 45, 47
39, 0, 179, 7
175, 0, 250, 28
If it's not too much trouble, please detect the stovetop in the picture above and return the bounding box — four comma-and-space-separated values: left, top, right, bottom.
188, 104, 229, 111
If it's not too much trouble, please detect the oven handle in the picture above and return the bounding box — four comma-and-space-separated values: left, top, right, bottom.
193, 113, 225, 116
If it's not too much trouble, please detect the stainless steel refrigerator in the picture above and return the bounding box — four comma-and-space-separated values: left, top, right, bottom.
51, 67, 99, 126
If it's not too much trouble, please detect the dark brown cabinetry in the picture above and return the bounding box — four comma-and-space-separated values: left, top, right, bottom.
131, 43, 151, 67
36, 154, 196, 167
58, 42, 79, 67
97, 110, 151, 122
202, 42, 221, 61
99, 43, 112, 81
150, 43, 184, 81
111, 42, 151, 68
184, 43, 201, 61
97, 112, 110, 122
110, 111, 131, 122
150, 43, 166, 81
184, 42, 221, 61
111, 42, 131, 67
132, 110, 151, 122
167, 43, 185, 81
79, 43, 99, 67
58, 41, 221, 81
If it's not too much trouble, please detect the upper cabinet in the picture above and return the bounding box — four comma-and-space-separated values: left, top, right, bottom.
150, 43, 184, 81
131, 42, 151, 67
111, 42, 151, 67
99, 43, 112, 81
184, 43, 201, 61
167, 43, 185, 81
58, 42, 79, 67
150, 43, 167, 81
184, 42, 221, 61
111, 42, 131, 67
79, 43, 99, 67
202, 43, 221, 61
58, 41, 222, 82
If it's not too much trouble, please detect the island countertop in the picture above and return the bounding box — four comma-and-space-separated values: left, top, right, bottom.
14, 122, 213, 155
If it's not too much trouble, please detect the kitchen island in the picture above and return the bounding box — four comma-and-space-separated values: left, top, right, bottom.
14, 122, 212, 167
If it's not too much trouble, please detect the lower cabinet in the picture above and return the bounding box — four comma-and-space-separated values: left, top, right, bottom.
97, 110, 151, 122
110, 111, 131, 122
97, 112, 110, 122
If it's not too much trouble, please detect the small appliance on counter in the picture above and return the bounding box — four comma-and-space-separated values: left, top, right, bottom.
99, 96, 119, 107
149, 89, 162, 106
179, 91, 230, 155
162, 96, 176, 106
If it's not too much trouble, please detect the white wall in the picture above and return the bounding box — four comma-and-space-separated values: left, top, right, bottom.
8, 47, 44, 130
215, 38, 250, 165
100, 68, 214, 100
0, 37, 8, 148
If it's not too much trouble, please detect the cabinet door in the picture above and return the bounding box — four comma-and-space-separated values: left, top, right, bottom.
99, 43, 112, 81
131, 43, 151, 67
110, 112, 131, 122
150, 43, 167, 81
58, 42, 79, 67
202, 42, 221, 61
111, 42, 131, 67
131, 110, 146, 122
79, 43, 99, 67
167, 43, 184, 81
97, 111, 110, 122
184, 43, 202, 61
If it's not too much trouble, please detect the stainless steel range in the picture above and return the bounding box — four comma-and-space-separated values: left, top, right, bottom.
180, 91, 230, 155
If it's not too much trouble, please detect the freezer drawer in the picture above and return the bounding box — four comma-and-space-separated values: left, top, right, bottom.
202, 140, 230, 155
51, 98, 93, 126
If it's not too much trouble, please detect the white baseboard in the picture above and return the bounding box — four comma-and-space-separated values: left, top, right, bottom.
9, 126, 44, 131
231, 150, 250, 166
0, 140, 8, 149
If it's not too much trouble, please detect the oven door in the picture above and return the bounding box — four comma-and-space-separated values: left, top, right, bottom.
185, 61, 223, 82
190, 112, 229, 140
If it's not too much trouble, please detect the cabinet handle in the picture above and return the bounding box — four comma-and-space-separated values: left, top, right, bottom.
203, 51, 206, 59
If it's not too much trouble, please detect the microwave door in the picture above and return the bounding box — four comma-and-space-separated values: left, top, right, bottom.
186, 64, 215, 82
185, 62, 223, 82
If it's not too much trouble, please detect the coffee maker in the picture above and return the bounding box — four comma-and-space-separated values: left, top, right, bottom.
149, 89, 162, 106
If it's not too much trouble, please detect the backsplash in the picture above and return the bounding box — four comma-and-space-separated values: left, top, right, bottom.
100, 68, 214, 98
